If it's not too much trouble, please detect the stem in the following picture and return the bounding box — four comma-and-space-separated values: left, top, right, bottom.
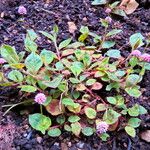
2, 99, 33, 116
54, 40, 61, 60
40, 105, 43, 115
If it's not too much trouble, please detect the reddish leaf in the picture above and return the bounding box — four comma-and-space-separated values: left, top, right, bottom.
46, 99, 64, 115
91, 82, 103, 90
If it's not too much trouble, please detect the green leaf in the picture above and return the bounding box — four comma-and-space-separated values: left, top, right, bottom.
64, 124, 71, 132
72, 91, 80, 99
55, 61, 64, 71
100, 133, 110, 141
20, 85, 37, 93
42, 75, 63, 88
59, 38, 72, 49
26, 29, 38, 41
86, 79, 96, 86
128, 104, 140, 117
112, 9, 127, 17
39, 31, 55, 42
106, 29, 122, 37
103, 109, 120, 124
92, 0, 107, 5
43, 96, 52, 106
69, 78, 80, 84
0, 44, 19, 64
126, 74, 140, 86
129, 57, 138, 67
70, 62, 84, 77
128, 118, 141, 128
96, 103, 107, 112
125, 126, 136, 137
83, 53, 91, 67
40, 49, 55, 65
8, 70, 23, 82
71, 122, 81, 136
80, 26, 89, 34
125, 87, 141, 98
85, 107, 97, 119
102, 41, 115, 49
106, 97, 117, 105
144, 63, 150, 70
129, 33, 144, 50
62, 98, 75, 107
82, 127, 94, 136
48, 128, 61, 137
25, 53, 43, 74
68, 115, 80, 123
29, 113, 51, 134
139, 105, 147, 115
25, 30, 38, 52
106, 49, 121, 58
56, 115, 65, 125
115, 70, 126, 77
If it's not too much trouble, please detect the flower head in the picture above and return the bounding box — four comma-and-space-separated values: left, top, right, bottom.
105, 8, 111, 14
34, 93, 46, 104
18, 6, 27, 15
0, 58, 6, 64
96, 121, 109, 134
131, 50, 141, 57
140, 53, 150, 62
105, 16, 112, 23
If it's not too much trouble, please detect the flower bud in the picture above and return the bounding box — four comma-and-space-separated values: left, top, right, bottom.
34, 93, 46, 104
105, 8, 111, 14
96, 121, 109, 134
18, 6, 27, 15
0, 58, 6, 64
105, 16, 112, 23
140, 53, 150, 62
131, 50, 141, 57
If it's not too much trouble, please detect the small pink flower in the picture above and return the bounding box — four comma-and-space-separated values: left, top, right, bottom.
140, 53, 150, 62
34, 93, 46, 104
96, 121, 109, 134
105, 8, 111, 14
131, 50, 141, 57
0, 58, 6, 64
105, 16, 112, 23
18, 6, 27, 15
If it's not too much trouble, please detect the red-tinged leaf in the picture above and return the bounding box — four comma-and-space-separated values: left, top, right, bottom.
76, 83, 86, 91
61, 49, 74, 57
91, 82, 103, 90
46, 99, 64, 116
108, 120, 119, 131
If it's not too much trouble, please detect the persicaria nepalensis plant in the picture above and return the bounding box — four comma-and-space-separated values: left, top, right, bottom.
0, 21, 149, 140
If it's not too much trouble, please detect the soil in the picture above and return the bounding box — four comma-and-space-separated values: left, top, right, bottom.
0, 0, 150, 150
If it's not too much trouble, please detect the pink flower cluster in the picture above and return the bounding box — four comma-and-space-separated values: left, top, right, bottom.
34, 93, 46, 104
0, 58, 6, 64
96, 121, 109, 134
131, 50, 150, 62
18, 6, 27, 15
105, 16, 112, 23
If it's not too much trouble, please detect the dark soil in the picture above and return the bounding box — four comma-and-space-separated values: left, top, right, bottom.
0, 0, 150, 150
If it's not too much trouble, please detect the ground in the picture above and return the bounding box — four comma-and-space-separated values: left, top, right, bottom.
0, 0, 150, 150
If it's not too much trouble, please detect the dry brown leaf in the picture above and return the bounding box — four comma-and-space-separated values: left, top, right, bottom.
68, 21, 77, 34
120, 0, 139, 14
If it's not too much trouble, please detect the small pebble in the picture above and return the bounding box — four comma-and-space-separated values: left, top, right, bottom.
76, 141, 85, 149
37, 136, 42, 144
